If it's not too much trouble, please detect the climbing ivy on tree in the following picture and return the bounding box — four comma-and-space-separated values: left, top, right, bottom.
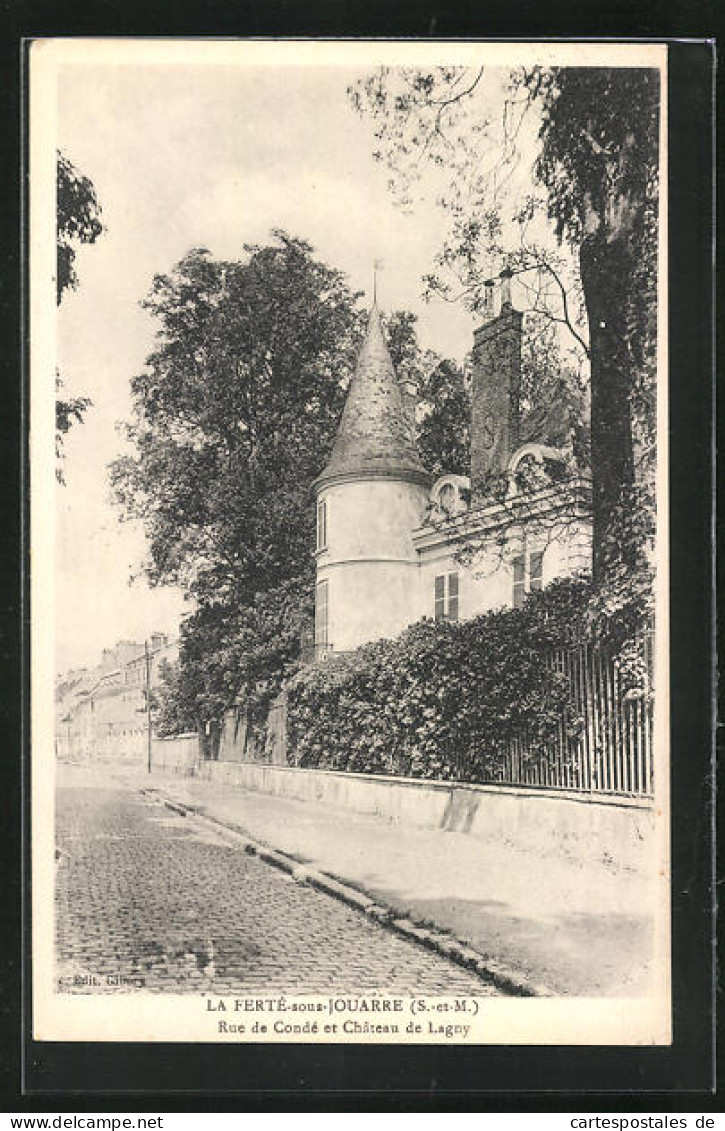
523, 67, 659, 615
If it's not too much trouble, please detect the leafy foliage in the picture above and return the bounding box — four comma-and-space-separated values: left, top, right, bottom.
349, 68, 589, 355
521, 66, 659, 602
112, 234, 360, 735
153, 658, 198, 738
57, 150, 104, 304
523, 68, 659, 247
384, 311, 471, 476
416, 358, 471, 477
348, 67, 590, 493
286, 579, 590, 779
111, 235, 361, 602
56, 151, 103, 481
55, 372, 92, 484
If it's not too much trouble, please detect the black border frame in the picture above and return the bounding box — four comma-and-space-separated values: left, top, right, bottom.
1, 17, 716, 1108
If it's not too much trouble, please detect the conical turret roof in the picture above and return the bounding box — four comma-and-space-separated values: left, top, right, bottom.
316, 304, 430, 490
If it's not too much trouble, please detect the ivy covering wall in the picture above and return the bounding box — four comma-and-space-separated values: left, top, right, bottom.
285, 579, 591, 781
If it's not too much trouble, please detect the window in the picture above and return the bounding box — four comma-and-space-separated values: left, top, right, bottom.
512, 549, 545, 608
434, 574, 445, 620
315, 580, 329, 646
529, 550, 544, 593
316, 499, 327, 551
434, 572, 459, 622
512, 554, 526, 609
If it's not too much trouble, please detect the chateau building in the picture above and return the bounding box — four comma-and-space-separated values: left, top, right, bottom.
312, 288, 593, 654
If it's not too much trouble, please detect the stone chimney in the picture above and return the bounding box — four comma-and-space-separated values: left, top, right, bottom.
470, 271, 522, 503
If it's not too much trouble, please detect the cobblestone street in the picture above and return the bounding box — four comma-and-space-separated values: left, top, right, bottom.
55, 765, 500, 996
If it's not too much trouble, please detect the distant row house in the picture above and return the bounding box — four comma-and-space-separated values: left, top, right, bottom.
55, 632, 178, 762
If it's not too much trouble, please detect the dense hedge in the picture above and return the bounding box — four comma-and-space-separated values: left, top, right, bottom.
285, 579, 590, 781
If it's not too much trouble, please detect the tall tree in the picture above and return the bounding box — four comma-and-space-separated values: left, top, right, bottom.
113, 234, 446, 740
384, 308, 471, 477
349, 65, 659, 627
416, 358, 471, 478
524, 67, 658, 623
112, 236, 360, 603
57, 151, 103, 304
56, 151, 103, 480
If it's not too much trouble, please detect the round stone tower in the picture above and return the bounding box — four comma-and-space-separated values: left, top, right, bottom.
313, 303, 431, 653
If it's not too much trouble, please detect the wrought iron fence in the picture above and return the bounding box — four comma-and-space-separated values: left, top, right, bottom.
281, 630, 655, 798
482, 635, 655, 796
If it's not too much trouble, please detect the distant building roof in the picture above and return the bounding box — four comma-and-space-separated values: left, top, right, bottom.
315, 303, 430, 490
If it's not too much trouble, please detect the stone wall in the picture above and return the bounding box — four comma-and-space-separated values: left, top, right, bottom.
218, 709, 249, 762
196, 760, 655, 874
151, 732, 200, 774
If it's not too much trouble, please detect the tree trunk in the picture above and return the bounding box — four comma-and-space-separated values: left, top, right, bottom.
579, 227, 637, 586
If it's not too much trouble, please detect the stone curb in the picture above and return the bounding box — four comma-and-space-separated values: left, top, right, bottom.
144, 785, 551, 998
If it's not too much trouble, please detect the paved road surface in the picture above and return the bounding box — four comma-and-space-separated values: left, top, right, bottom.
55, 765, 500, 996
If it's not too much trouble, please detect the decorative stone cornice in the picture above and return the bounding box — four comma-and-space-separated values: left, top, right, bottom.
412, 477, 592, 552
314, 465, 431, 494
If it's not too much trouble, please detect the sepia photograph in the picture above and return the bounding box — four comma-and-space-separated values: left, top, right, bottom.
31, 39, 670, 1045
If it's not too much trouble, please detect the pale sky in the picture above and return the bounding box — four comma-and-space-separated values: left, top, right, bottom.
53, 56, 484, 674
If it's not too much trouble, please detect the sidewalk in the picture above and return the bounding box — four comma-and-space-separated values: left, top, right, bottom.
120, 768, 658, 997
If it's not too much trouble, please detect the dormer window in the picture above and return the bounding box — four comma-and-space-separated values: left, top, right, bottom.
430, 475, 471, 520
439, 483, 455, 515
507, 443, 570, 498
316, 498, 327, 551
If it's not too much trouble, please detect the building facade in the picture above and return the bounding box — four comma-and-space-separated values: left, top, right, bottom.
56, 633, 179, 762
313, 290, 592, 654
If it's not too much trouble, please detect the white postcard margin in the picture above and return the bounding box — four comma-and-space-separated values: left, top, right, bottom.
30, 37, 671, 1046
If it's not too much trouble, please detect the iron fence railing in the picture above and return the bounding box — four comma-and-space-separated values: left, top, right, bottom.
479, 635, 654, 796
281, 633, 655, 799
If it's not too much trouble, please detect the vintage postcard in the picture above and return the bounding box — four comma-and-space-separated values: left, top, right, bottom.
31, 38, 670, 1045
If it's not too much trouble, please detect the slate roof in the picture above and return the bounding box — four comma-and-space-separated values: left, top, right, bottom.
316, 304, 430, 489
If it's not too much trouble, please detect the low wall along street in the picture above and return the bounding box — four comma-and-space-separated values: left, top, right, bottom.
151, 732, 200, 774
63, 719, 654, 872
194, 759, 655, 873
